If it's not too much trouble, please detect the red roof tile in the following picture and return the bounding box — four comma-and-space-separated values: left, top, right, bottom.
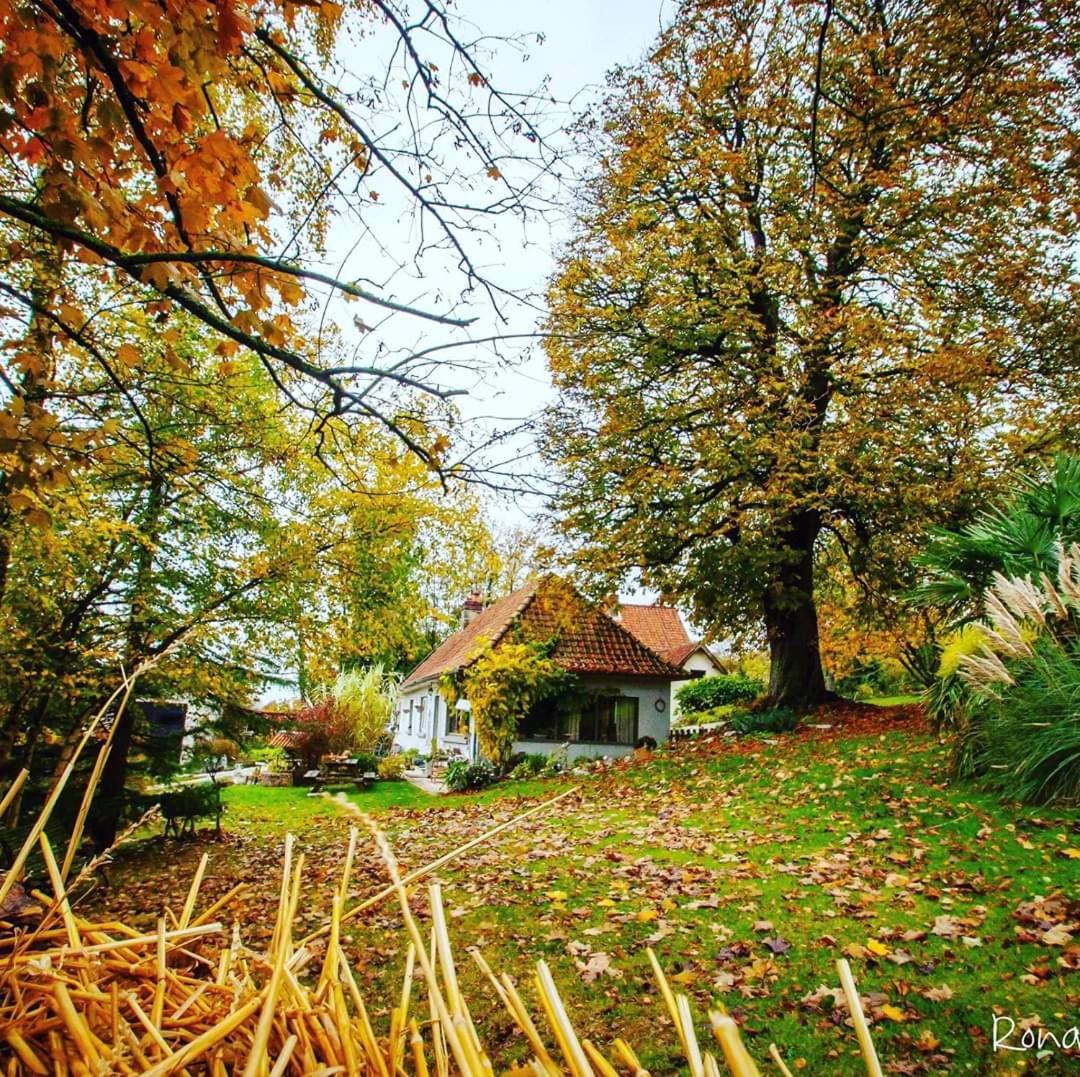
401, 577, 684, 688
617, 603, 692, 654
268, 730, 306, 749
401, 582, 539, 687
659, 642, 700, 667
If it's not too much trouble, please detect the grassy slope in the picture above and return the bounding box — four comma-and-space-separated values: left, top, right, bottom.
84, 709, 1078, 1075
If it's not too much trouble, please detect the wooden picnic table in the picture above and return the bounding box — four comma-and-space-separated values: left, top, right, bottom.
310, 760, 376, 793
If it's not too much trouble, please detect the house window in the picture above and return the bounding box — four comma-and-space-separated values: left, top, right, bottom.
407, 699, 414, 735
520, 696, 638, 745
445, 698, 461, 736
418, 696, 427, 736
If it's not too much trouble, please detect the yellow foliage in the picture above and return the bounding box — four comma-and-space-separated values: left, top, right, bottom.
937, 624, 989, 678
451, 641, 567, 769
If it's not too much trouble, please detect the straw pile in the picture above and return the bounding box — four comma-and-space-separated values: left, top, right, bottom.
0, 677, 886, 1075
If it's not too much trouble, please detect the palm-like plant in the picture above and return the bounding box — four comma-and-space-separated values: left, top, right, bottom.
911, 455, 1080, 619
952, 546, 1080, 804
911, 456, 1080, 764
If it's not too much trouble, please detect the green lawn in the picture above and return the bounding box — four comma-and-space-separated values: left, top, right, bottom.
221, 774, 559, 824
85, 713, 1078, 1074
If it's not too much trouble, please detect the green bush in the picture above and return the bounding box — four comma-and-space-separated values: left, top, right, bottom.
542, 747, 570, 776
444, 760, 497, 792
914, 457, 1080, 803
911, 454, 1080, 616
245, 745, 290, 772
676, 674, 762, 713
508, 753, 547, 780
673, 704, 733, 728
972, 638, 1080, 804
936, 551, 1080, 805
377, 753, 408, 780
837, 658, 912, 700
728, 708, 799, 735
352, 751, 378, 774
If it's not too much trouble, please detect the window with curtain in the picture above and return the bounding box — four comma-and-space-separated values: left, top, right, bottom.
519, 695, 638, 745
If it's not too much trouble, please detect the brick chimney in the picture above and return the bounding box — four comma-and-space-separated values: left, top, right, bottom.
462, 590, 484, 627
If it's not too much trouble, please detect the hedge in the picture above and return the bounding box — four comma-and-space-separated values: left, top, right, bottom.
675, 674, 763, 713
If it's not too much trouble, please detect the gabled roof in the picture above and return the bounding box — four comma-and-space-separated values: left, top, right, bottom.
402, 582, 537, 688
618, 603, 720, 672
659, 641, 700, 667
617, 603, 692, 654
401, 576, 684, 689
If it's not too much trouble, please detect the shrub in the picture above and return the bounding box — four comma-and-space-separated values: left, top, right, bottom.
673, 705, 733, 728
837, 657, 912, 700
915, 459, 1080, 803
293, 666, 398, 762
508, 753, 547, 780
728, 708, 799, 735
911, 454, 1080, 617
737, 652, 770, 683
352, 751, 378, 775
945, 547, 1080, 804
676, 674, 762, 713
441, 642, 568, 770
246, 746, 290, 773
377, 753, 408, 781
444, 759, 497, 792
540, 746, 570, 777
924, 624, 990, 736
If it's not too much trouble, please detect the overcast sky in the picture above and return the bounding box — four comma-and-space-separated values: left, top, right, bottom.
445, 0, 671, 459
319, 0, 671, 518
261, 2, 671, 700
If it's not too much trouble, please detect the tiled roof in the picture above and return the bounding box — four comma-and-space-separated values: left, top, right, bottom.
530, 579, 685, 678
268, 730, 306, 749
659, 641, 700, 667
617, 603, 692, 654
401, 582, 539, 687
401, 576, 684, 688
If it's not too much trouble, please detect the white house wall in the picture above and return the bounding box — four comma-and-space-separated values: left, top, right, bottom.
393, 682, 446, 756
394, 675, 673, 763
671, 649, 724, 717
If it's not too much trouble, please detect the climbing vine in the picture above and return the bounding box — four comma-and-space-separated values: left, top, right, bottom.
440, 639, 570, 769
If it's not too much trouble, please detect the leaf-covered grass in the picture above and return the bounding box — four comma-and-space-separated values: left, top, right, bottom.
84, 707, 1079, 1074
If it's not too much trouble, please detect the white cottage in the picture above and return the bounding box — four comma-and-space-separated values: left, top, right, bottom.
393, 576, 684, 763
615, 602, 723, 717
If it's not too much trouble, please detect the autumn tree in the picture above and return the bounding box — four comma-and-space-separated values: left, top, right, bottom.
0, 305, 505, 842
543, 0, 1080, 706
0, 0, 548, 550
0, 0, 551, 844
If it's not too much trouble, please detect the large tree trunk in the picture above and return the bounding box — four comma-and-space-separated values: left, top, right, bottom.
763, 513, 829, 709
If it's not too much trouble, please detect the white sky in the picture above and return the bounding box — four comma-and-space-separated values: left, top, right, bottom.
259, 2, 671, 700
317, 0, 671, 522
446, 0, 671, 505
